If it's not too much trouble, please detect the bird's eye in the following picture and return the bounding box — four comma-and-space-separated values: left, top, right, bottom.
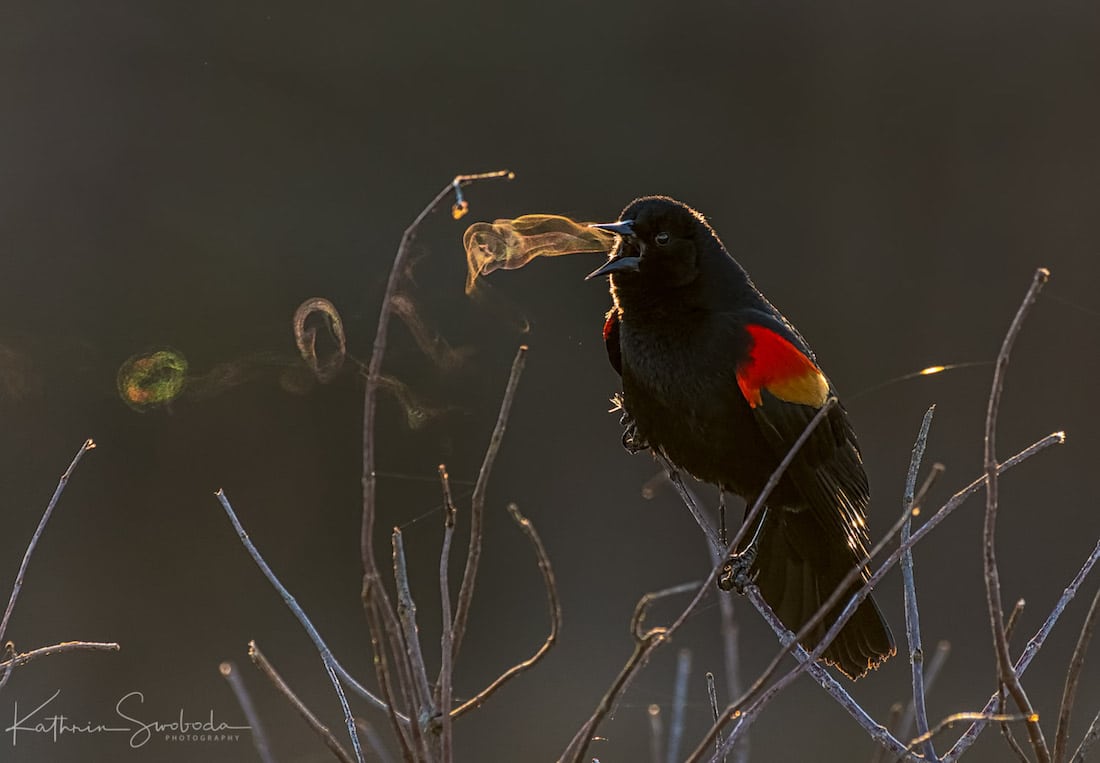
654, 232, 670, 246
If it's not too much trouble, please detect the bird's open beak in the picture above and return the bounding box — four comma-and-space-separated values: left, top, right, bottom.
585, 220, 640, 279
589, 220, 635, 237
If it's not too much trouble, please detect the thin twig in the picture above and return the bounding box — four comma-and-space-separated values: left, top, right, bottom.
437, 464, 457, 763
944, 536, 1100, 762
983, 267, 1051, 763
562, 582, 699, 763
908, 712, 1033, 755
216, 490, 365, 763
451, 503, 560, 718
901, 406, 938, 762
361, 579, 415, 758
1071, 707, 1100, 762
0, 640, 119, 673
667, 648, 692, 763
714, 588, 917, 763
873, 703, 903, 763
1006, 599, 1027, 641
361, 171, 514, 706
1054, 584, 1100, 762
563, 401, 838, 763
0, 439, 96, 644
248, 641, 355, 763
660, 459, 722, 554
220, 661, 275, 763
706, 672, 724, 763
392, 528, 434, 718
451, 344, 527, 663
705, 532, 744, 763
896, 641, 952, 746
355, 718, 396, 763
707, 541, 921, 763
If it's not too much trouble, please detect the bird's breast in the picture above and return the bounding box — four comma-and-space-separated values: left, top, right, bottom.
616, 310, 771, 492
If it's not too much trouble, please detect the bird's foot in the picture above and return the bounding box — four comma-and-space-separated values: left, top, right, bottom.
612, 392, 649, 454
718, 545, 757, 593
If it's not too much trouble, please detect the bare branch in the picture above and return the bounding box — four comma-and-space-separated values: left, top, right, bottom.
437, 464, 457, 763
900, 406, 938, 762
216, 490, 365, 763
982, 267, 1051, 762
659, 458, 722, 554
362, 171, 514, 686
706, 672, 724, 763
872, 703, 903, 763
248, 641, 355, 763
1054, 584, 1100, 763
897, 641, 952, 744
354, 718, 396, 763
220, 661, 275, 763
909, 712, 1033, 756
944, 536, 1100, 761
392, 528, 434, 719
451, 503, 560, 718
695, 429, 1060, 762
565, 399, 839, 763
361, 579, 415, 758
0, 640, 119, 674
562, 581, 699, 763
1, 439, 96, 644
1006, 599, 1027, 641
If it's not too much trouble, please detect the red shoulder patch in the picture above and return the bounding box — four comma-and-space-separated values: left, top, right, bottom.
736, 324, 829, 408
603, 309, 622, 375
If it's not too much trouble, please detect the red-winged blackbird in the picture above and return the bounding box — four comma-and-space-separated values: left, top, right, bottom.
588, 196, 894, 680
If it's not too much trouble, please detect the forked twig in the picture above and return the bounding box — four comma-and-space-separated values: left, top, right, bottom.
699, 458, 944, 761
943, 537, 1100, 761
694, 430, 1060, 762
982, 266, 1051, 762
895, 640, 952, 747
360, 171, 514, 713
248, 641, 355, 763
451, 503, 560, 718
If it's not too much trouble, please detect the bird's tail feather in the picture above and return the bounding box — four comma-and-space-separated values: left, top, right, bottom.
750, 506, 895, 680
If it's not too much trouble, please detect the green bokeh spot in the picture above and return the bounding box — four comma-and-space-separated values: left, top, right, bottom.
117, 349, 189, 412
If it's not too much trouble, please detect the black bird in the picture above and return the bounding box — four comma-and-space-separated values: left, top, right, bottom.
588, 196, 894, 680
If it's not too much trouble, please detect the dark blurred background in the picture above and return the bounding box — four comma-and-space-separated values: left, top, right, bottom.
2, 1, 1099, 761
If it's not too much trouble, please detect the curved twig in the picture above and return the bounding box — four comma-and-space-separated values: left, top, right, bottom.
451, 503, 560, 718
982, 267, 1051, 763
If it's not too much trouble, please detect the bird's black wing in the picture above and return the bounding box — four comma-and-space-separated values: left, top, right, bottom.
726, 309, 873, 560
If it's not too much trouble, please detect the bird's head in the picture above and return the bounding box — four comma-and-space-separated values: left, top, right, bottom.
586, 196, 714, 289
